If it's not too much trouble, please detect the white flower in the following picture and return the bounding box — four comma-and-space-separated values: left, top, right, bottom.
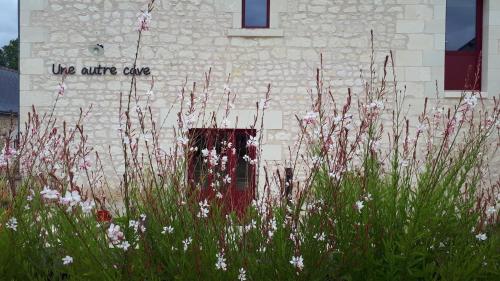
303, 111, 318, 124
182, 237, 192, 251
328, 171, 341, 181
40, 186, 60, 200
215, 252, 227, 271
314, 232, 326, 241
355, 200, 364, 212
311, 156, 323, 165
244, 220, 257, 233
161, 226, 174, 234
1, 144, 16, 157
177, 136, 189, 146
364, 193, 372, 201
486, 206, 496, 217
208, 148, 219, 166
107, 223, 124, 245
135, 10, 152, 32
238, 268, 247, 281
223, 174, 232, 184
185, 111, 198, 126
0, 145, 17, 167
370, 139, 381, 151
78, 157, 92, 170
118, 240, 131, 251
79, 200, 95, 214
0, 156, 8, 168
197, 199, 210, 218
222, 118, 231, 128
57, 83, 66, 96
416, 123, 427, 133
464, 94, 478, 108
140, 133, 152, 143
59, 190, 81, 207
476, 233, 487, 241
333, 116, 343, 125
368, 100, 384, 110
242, 154, 257, 165
246, 136, 258, 147
290, 255, 304, 270
62, 256, 73, 265
129, 219, 146, 233
146, 90, 154, 97
201, 148, 209, 157
221, 155, 228, 164
129, 220, 139, 232
6, 217, 17, 231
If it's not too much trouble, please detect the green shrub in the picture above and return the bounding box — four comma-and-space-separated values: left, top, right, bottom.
1, 1, 498, 280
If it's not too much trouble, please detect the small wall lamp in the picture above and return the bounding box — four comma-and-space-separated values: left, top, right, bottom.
88, 44, 104, 56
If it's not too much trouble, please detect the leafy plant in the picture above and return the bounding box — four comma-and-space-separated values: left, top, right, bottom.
0, 1, 499, 280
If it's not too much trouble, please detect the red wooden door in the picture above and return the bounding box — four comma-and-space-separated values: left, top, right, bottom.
188, 128, 256, 216
444, 0, 483, 91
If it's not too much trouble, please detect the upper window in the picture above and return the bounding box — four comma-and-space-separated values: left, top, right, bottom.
444, 0, 483, 91
242, 0, 270, 28
446, 0, 479, 51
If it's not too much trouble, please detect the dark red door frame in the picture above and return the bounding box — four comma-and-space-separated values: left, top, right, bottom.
444, 0, 483, 91
242, 0, 271, 28
187, 128, 256, 214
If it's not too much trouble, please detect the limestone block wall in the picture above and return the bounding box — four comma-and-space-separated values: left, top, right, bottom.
20, 0, 500, 193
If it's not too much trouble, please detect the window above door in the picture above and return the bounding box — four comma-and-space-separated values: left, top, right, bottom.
220, 0, 286, 37
242, 0, 270, 28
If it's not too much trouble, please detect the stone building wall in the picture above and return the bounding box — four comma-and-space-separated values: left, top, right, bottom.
20, 0, 500, 193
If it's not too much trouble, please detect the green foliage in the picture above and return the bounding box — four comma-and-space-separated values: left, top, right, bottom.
0, 38, 19, 70
1, 158, 498, 280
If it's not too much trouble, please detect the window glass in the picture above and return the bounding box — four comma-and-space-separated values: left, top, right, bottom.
244, 0, 269, 28
192, 131, 209, 189
235, 133, 249, 190
189, 129, 255, 191
446, 0, 477, 51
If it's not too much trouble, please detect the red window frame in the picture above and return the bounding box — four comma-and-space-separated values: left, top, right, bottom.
444, 0, 483, 91
187, 128, 257, 215
242, 0, 270, 29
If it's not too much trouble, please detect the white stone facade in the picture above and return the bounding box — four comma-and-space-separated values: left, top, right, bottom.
20, 0, 500, 191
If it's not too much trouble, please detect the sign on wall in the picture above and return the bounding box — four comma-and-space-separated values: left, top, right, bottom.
52, 64, 151, 76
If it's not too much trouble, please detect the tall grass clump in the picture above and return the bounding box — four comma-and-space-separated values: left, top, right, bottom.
1, 1, 499, 280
